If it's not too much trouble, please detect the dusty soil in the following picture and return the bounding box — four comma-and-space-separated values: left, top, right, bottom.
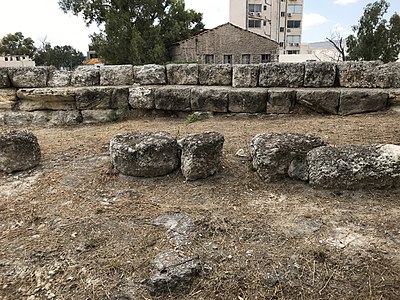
1, 111, 400, 300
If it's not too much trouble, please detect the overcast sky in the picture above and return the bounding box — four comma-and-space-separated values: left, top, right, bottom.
0, 0, 399, 54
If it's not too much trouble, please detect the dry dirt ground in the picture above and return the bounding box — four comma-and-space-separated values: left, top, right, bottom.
0, 111, 400, 300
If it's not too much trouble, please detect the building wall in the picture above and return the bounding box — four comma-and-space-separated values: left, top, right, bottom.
230, 0, 304, 55
0, 55, 35, 68
170, 23, 279, 64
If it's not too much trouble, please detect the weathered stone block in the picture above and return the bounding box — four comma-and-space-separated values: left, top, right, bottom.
49, 110, 82, 126
267, 89, 296, 114
191, 86, 229, 112
75, 87, 128, 110
304, 62, 337, 87
17, 88, 76, 111
3, 112, 33, 126
339, 89, 388, 115
154, 86, 191, 111
71, 66, 100, 86
232, 64, 259, 88
100, 65, 134, 86
307, 144, 400, 189
259, 63, 304, 87
251, 132, 326, 182
0, 89, 17, 110
81, 109, 122, 124
47, 69, 72, 87
0, 68, 10, 88
337, 61, 385, 88
228, 88, 267, 113
0, 131, 41, 173
296, 89, 340, 114
110, 132, 179, 177
134, 64, 166, 85
9, 67, 48, 88
198, 64, 232, 86
166, 64, 199, 85
129, 86, 155, 109
178, 132, 224, 180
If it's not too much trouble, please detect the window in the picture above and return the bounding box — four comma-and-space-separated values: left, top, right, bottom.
248, 4, 262, 13
16, 56, 20, 61
287, 50, 300, 55
242, 54, 251, 64
263, 5, 267, 10
280, 27, 284, 32
205, 54, 214, 64
263, 20, 267, 26
249, 20, 261, 28
4, 57, 8, 61
281, 12, 285, 17
287, 20, 301, 28
261, 54, 271, 63
224, 55, 232, 64
287, 35, 301, 44
288, 4, 302, 14
279, 42, 284, 47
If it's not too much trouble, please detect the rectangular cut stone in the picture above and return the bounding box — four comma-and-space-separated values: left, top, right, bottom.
166, 64, 199, 85
191, 86, 229, 112
0, 89, 17, 110
100, 65, 134, 86
9, 67, 49, 88
304, 62, 337, 87
81, 109, 119, 124
232, 65, 259, 88
71, 66, 100, 86
17, 87, 77, 111
48, 69, 72, 87
154, 86, 192, 111
48, 111, 83, 126
296, 89, 340, 114
0, 68, 10, 88
259, 63, 304, 87
228, 88, 267, 113
75, 87, 120, 110
129, 86, 155, 109
267, 89, 296, 114
198, 64, 232, 86
339, 89, 389, 115
111, 87, 129, 109
4, 112, 34, 126
134, 64, 166, 85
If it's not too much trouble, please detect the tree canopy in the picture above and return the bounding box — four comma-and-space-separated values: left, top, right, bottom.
58, 0, 205, 64
35, 43, 85, 70
0, 32, 36, 57
346, 0, 400, 62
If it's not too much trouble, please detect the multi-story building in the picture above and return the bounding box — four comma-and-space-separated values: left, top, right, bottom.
230, 0, 304, 54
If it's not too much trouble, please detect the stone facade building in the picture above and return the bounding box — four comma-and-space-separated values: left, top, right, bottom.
170, 23, 279, 64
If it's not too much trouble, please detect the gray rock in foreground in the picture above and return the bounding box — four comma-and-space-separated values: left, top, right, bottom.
110, 132, 179, 177
307, 144, 400, 189
0, 131, 41, 173
154, 212, 194, 246
178, 132, 224, 180
251, 132, 326, 182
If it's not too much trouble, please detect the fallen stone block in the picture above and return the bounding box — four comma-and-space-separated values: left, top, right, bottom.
232, 64, 259, 88
228, 88, 267, 113
154, 213, 194, 246
110, 132, 179, 177
191, 86, 229, 112
0, 89, 17, 110
0, 131, 41, 173
9, 67, 48, 88
71, 66, 100, 86
154, 86, 192, 111
47, 69, 72, 87
251, 132, 326, 182
178, 132, 224, 180
129, 86, 155, 109
100, 65, 133, 86
296, 89, 340, 114
134, 64, 166, 85
198, 64, 232, 86
267, 89, 296, 114
259, 63, 304, 87
0, 68, 10, 88
166, 64, 199, 85
339, 89, 388, 115
304, 62, 337, 87
17, 87, 76, 111
307, 144, 400, 189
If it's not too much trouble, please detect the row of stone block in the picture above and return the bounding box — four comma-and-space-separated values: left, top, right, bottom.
0, 86, 391, 118
1, 61, 400, 89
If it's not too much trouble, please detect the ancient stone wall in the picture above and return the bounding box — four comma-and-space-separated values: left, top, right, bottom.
0, 62, 399, 126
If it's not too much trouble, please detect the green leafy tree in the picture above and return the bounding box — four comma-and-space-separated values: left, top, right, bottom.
346, 0, 400, 62
58, 0, 204, 64
0, 32, 36, 57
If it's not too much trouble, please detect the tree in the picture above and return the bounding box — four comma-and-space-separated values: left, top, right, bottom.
0, 32, 36, 57
326, 28, 346, 62
58, 0, 204, 64
346, 0, 400, 62
34, 43, 85, 70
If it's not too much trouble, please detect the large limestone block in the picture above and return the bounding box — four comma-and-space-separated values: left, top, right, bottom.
81, 109, 122, 124
259, 63, 304, 87
0, 131, 41, 173
134, 64, 166, 85
191, 86, 229, 112
75, 87, 129, 110
337, 61, 391, 88
3, 112, 34, 126
166, 64, 199, 85
129, 86, 155, 109
100, 65, 134, 86
110, 132, 179, 177
339, 89, 388, 115
47, 69, 72, 87
17, 88, 76, 111
251, 132, 326, 182
154, 86, 191, 111
304, 62, 337, 87
232, 64, 259, 88
267, 89, 296, 114
198, 64, 232, 86
296, 89, 340, 114
307, 144, 400, 189
178, 132, 224, 180
9, 67, 48, 88
48, 111, 83, 126
228, 88, 268, 113
0, 89, 17, 110
0, 68, 10, 88
71, 66, 100, 86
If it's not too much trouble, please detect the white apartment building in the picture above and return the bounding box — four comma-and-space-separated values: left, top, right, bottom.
230, 0, 304, 54
0, 55, 35, 67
